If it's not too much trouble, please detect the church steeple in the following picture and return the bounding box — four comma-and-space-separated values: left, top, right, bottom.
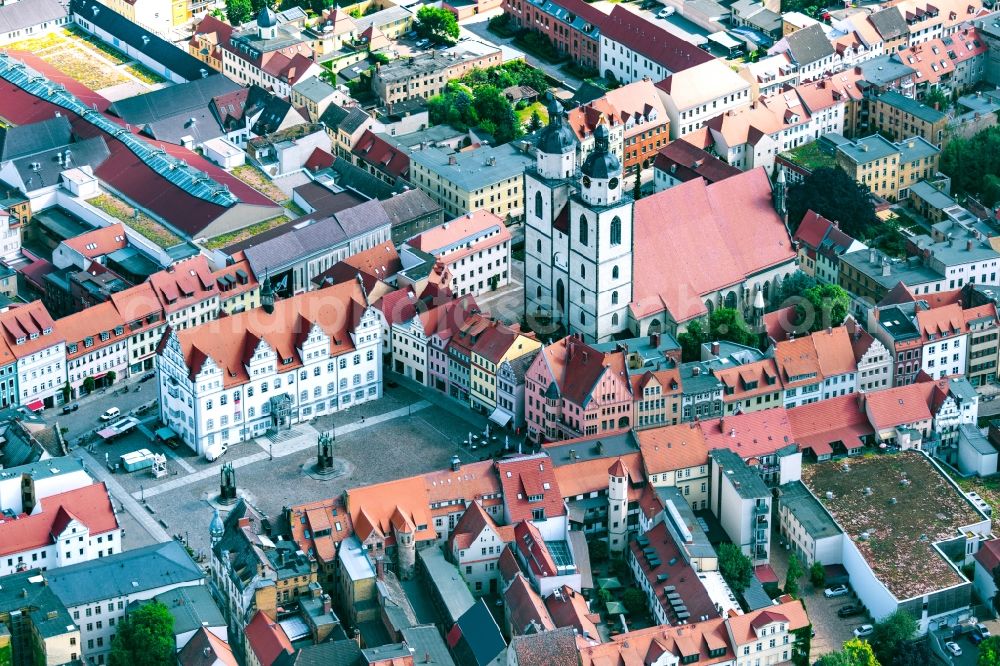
535, 94, 577, 180
260, 273, 275, 314
773, 169, 787, 219
580, 124, 622, 206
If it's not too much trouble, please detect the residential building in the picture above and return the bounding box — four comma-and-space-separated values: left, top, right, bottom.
0, 0, 69, 47
188, 14, 233, 71
156, 280, 382, 456
373, 48, 501, 111
58, 301, 129, 397
212, 257, 260, 315
786, 452, 989, 632
738, 52, 801, 99
656, 59, 752, 139
495, 352, 536, 431
965, 303, 999, 385
405, 211, 512, 298
390, 295, 478, 387
768, 23, 837, 80
916, 302, 969, 379
845, 316, 893, 392
866, 90, 949, 146
578, 599, 809, 666
47, 541, 204, 664
237, 199, 392, 296
524, 336, 633, 442
319, 103, 373, 159
0, 482, 119, 577
447, 502, 514, 596
599, 5, 714, 84
709, 448, 772, 565
869, 302, 929, 386
408, 143, 533, 220
178, 627, 237, 666
220, 8, 320, 98
109, 283, 166, 376
792, 210, 867, 285
566, 80, 670, 175
148, 256, 220, 332
468, 321, 540, 415
292, 77, 348, 123
835, 133, 940, 201
243, 611, 292, 666
0, 301, 66, 410
503, 0, 606, 69
652, 139, 741, 192
351, 130, 410, 185
0, 570, 81, 666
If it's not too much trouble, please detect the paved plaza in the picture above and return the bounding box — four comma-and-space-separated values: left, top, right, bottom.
58, 378, 515, 558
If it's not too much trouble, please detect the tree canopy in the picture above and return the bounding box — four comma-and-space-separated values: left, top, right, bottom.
428, 82, 522, 144
677, 308, 759, 362
869, 611, 916, 666
718, 543, 753, 593
979, 636, 1000, 666
226, 0, 253, 25
785, 553, 803, 598
109, 601, 174, 666
415, 6, 459, 44
795, 283, 850, 333
941, 125, 1000, 206
787, 167, 879, 239
815, 639, 881, 666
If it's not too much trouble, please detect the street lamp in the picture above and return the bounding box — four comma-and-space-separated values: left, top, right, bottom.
269, 442, 273, 461
140, 484, 144, 502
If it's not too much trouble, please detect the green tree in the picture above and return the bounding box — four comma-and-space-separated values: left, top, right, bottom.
106, 370, 116, 386
775, 270, 817, 306
677, 319, 707, 363
632, 173, 642, 200
785, 553, 803, 598
844, 638, 881, 666
979, 636, 1000, 666
796, 283, 850, 332
922, 87, 950, 112
226, 0, 254, 26
709, 307, 758, 348
588, 539, 609, 563
415, 6, 459, 44
109, 601, 174, 666
621, 588, 647, 617
526, 109, 544, 133
82, 376, 96, 394
889, 640, 930, 666
596, 587, 612, 604
61, 381, 71, 404
718, 543, 753, 593
869, 610, 916, 666
787, 167, 879, 239
473, 85, 520, 143
809, 561, 825, 588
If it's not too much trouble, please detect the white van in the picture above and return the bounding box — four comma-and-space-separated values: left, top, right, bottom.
100, 407, 120, 421
204, 442, 228, 462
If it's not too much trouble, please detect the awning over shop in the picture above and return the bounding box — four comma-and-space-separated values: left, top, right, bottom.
25, 400, 44, 412
154, 426, 178, 441
488, 408, 512, 428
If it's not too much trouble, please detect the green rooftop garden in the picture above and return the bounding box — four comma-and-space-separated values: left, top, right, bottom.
203, 215, 292, 250
781, 140, 837, 172
89, 194, 182, 249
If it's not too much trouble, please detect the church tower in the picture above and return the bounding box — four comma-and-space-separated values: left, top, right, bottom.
567, 124, 633, 342
524, 96, 578, 331
607, 458, 629, 552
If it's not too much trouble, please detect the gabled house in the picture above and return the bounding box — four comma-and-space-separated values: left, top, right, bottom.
447, 502, 514, 596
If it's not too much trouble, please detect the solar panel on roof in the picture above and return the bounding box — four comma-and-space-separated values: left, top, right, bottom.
0, 53, 238, 208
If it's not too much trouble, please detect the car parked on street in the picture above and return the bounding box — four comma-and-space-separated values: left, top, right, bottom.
100, 407, 120, 421
62, 403, 79, 414
977, 623, 991, 638
657, 6, 675, 17
854, 624, 874, 638
824, 585, 849, 598
945, 641, 962, 657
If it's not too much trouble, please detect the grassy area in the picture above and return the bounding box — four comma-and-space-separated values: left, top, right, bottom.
204, 216, 292, 250
954, 476, 1000, 533
69, 27, 130, 66
285, 200, 307, 218
780, 140, 836, 172
125, 63, 166, 85
89, 194, 183, 248
516, 101, 548, 128
231, 165, 288, 204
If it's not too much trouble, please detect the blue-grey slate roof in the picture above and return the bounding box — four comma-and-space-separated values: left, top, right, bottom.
47, 541, 203, 608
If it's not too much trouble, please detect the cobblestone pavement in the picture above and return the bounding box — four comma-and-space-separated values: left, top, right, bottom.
110, 379, 521, 557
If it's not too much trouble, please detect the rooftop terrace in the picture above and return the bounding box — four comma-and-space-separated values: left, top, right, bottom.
803, 452, 987, 600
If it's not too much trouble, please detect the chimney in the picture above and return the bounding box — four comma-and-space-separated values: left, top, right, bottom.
650, 332, 660, 348
967, 239, 974, 251
448, 155, 457, 165
322, 594, 332, 615
692, 366, 701, 376
375, 557, 385, 580
869, 248, 877, 264
711, 341, 720, 356
882, 261, 890, 277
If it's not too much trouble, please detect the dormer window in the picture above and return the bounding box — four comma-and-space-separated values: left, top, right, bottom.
15, 336, 24, 345
43, 327, 52, 335
100, 332, 109, 342
29, 332, 38, 340
84, 337, 93, 348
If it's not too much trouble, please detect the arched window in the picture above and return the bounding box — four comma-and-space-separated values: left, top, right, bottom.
612, 265, 619, 280
534, 191, 543, 219
580, 264, 586, 278
536, 238, 542, 253
611, 291, 619, 305
536, 286, 542, 298
610, 216, 622, 245
578, 215, 588, 245
580, 311, 586, 325
612, 313, 619, 327
580, 289, 586, 303
536, 264, 542, 279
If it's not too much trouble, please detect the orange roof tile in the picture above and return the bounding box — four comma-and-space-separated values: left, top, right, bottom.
61, 223, 128, 258
505, 573, 555, 635
0, 482, 118, 557
545, 586, 599, 640
636, 424, 710, 474
726, 599, 808, 643
245, 611, 292, 665
57, 301, 127, 360
497, 454, 566, 522
408, 210, 511, 266
448, 501, 514, 551
700, 410, 796, 459
287, 497, 353, 564
553, 452, 644, 498
915, 302, 966, 340
0, 301, 62, 361
774, 337, 823, 387
787, 394, 872, 456
346, 474, 436, 546
864, 382, 934, 430
424, 459, 502, 506
714, 358, 782, 400
149, 256, 218, 314
810, 326, 858, 376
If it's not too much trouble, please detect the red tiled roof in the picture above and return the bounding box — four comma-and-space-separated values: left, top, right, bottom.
57, 301, 128, 360
424, 458, 501, 507
764, 305, 800, 344
787, 394, 872, 456
178, 627, 237, 666
418, 295, 479, 340
0, 482, 118, 557
409, 211, 511, 267
378, 289, 419, 326
448, 501, 514, 551
915, 302, 966, 340
304, 147, 335, 171
631, 168, 794, 323
545, 586, 599, 640
700, 410, 797, 459
346, 474, 436, 546
149, 256, 218, 314
287, 497, 353, 564
975, 538, 1000, 573
630, 521, 719, 624
505, 573, 555, 634
653, 140, 741, 186
245, 611, 292, 666
774, 336, 822, 388
352, 130, 409, 180
865, 382, 935, 430
636, 423, 710, 474
727, 600, 808, 643
0, 300, 62, 361
601, 5, 713, 75
714, 358, 781, 401
793, 210, 834, 250
61, 223, 128, 258
811, 326, 858, 376
497, 455, 566, 522
553, 452, 644, 498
